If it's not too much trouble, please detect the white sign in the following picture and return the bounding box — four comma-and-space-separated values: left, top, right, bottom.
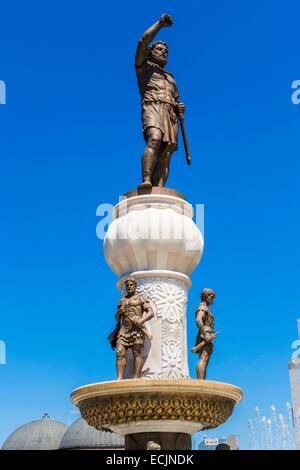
291, 80, 300, 105
204, 438, 219, 446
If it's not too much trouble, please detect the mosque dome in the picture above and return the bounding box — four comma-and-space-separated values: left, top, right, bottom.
59, 418, 124, 450
1, 413, 68, 450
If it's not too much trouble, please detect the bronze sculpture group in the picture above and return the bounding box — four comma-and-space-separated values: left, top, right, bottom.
109, 278, 217, 381
107, 15, 219, 381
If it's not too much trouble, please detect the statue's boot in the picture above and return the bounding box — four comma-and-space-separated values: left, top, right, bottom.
138, 159, 153, 189
138, 180, 152, 189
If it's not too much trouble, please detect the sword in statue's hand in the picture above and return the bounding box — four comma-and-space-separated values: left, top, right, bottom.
177, 102, 192, 166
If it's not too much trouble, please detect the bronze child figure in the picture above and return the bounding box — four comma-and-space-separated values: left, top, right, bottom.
135, 13, 186, 188
108, 277, 154, 380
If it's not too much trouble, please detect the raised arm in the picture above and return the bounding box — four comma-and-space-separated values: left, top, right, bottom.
135, 13, 174, 67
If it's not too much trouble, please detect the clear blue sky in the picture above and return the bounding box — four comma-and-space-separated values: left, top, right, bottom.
0, 0, 299, 449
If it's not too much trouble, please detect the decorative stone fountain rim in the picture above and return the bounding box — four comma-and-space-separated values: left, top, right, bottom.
71, 379, 243, 405
71, 379, 243, 435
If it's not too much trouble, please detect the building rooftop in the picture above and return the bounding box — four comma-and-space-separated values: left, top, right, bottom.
59, 418, 124, 449
1, 413, 68, 450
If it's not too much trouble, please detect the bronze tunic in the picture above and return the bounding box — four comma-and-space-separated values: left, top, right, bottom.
195, 303, 215, 355
116, 294, 150, 347
136, 60, 179, 149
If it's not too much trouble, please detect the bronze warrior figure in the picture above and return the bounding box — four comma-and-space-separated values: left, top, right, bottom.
192, 288, 216, 380
109, 277, 154, 380
135, 14, 186, 188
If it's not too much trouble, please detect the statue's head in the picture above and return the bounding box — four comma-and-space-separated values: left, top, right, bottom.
125, 277, 137, 295
148, 41, 168, 67
201, 288, 216, 305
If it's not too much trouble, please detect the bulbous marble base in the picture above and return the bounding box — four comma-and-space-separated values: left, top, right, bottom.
104, 189, 203, 278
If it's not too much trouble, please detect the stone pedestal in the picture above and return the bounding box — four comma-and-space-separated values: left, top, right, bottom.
104, 188, 203, 379
71, 188, 243, 450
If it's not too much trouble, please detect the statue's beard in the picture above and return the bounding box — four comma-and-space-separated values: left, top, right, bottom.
150, 54, 167, 67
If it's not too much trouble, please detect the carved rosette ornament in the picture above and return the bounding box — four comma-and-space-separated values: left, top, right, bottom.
139, 276, 188, 379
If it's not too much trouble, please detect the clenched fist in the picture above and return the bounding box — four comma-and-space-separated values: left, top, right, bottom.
159, 13, 174, 27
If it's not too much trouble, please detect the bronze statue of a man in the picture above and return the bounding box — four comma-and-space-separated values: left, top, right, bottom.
110, 277, 154, 380
135, 14, 185, 188
192, 288, 216, 380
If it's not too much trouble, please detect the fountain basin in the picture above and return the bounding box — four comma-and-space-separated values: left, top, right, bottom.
71, 379, 243, 437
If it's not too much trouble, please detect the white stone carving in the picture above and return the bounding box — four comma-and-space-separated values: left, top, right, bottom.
121, 274, 189, 379
137, 277, 187, 320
